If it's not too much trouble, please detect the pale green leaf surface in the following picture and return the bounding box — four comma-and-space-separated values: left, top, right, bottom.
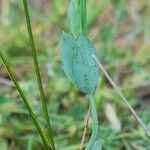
91, 139, 102, 150
60, 32, 76, 81
72, 34, 99, 93
60, 32, 99, 94
68, 0, 81, 37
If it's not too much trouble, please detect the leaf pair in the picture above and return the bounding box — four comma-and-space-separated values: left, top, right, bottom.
60, 32, 99, 94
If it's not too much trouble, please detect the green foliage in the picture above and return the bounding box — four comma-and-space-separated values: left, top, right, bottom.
0, 0, 150, 149
68, 0, 87, 37
60, 32, 76, 81
68, 0, 81, 37
60, 32, 99, 94
22, 0, 55, 149
79, 0, 87, 34
71, 34, 99, 94
92, 139, 101, 150
61, 0, 100, 149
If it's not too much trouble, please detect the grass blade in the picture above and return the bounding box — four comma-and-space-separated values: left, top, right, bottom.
93, 55, 150, 138
22, 0, 55, 149
0, 50, 50, 149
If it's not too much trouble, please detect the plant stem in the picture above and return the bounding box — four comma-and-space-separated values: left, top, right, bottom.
80, 107, 91, 150
22, 0, 55, 149
79, 0, 87, 35
86, 94, 99, 150
93, 55, 150, 138
0, 50, 50, 150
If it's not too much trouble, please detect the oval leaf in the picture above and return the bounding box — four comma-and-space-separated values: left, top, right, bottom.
72, 34, 99, 94
60, 32, 99, 94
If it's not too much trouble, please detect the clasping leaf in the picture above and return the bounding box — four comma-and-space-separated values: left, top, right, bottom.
60, 32, 99, 94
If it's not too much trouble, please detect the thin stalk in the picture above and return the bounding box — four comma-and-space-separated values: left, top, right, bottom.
79, 1, 96, 149
80, 107, 91, 150
79, 0, 87, 35
0, 50, 50, 150
93, 55, 150, 138
22, 0, 55, 149
86, 94, 99, 150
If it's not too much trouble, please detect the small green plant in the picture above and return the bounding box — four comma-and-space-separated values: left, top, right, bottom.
1, 0, 150, 150
60, 0, 101, 149
60, 0, 150, 149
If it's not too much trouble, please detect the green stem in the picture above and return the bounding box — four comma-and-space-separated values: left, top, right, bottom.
22, 0, 55, 149
79, 0, 87, 35
0, 50, 50, 150
86, 94, 99, 150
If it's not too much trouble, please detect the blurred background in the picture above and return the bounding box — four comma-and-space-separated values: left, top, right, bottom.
0, 0, 150, 149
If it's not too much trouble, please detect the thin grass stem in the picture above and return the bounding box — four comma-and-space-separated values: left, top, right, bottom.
79, 0, 87, 35
80, 106, 91, 150
22, 0, 55, 149
0, 50, 50, 150
93, 55, 150, 138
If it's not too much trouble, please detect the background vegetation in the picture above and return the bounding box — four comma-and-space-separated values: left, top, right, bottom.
0, 0, 150, 149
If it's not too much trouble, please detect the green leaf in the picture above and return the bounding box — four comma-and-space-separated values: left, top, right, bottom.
68, 0, 81, 37
60, 32, 99, 94
91, 139, 102, 150
73, 34, 99, 93
60, 31, 77, 81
